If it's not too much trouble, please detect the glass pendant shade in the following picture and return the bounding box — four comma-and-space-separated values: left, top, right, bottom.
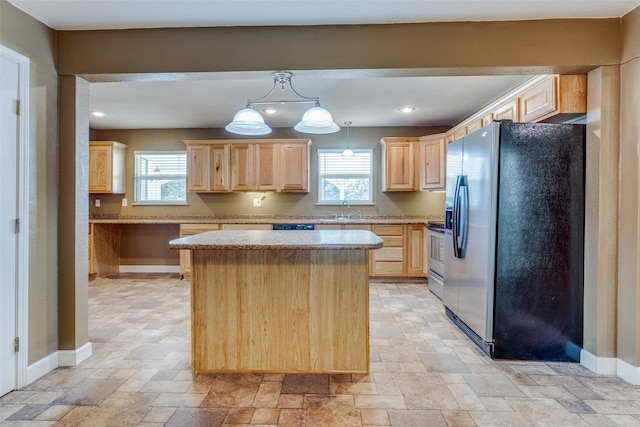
294, 106, 340, 134
225, 108, 272, 135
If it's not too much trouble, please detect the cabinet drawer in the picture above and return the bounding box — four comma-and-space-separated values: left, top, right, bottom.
221, 224, 272, 230
375, 247, 403, 261
179, 224, 220, 236
373, 225, 404, 236
373, 261, 404, 276
380, 236, 403, 247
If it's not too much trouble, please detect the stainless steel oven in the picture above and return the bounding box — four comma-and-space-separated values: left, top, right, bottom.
427, 222, 445, 300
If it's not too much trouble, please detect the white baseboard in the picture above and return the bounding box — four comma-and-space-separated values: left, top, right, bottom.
580, 349, 640, 384
27, 352, 58, 385
617, 359, 640, 385
580, 349, 617, 375
58, 342, 92, 367
119, 265, 180, 273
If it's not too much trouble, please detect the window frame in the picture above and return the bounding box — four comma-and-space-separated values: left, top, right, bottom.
317, 148, 374, 205
133, 150, 188, 206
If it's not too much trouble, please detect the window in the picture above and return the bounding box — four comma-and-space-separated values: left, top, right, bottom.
318, 149, 373, 204
134, 151, 187, 204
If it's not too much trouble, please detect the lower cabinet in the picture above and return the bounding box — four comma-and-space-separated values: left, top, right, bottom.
369, 224, 426, 278
371, 225, 405, 276
179, 224, 220, 278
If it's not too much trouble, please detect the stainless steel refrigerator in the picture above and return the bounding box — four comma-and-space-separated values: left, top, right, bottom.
443, 121, 585, 361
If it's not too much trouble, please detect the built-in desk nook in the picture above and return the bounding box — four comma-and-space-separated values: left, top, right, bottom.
169, 229, 383, 374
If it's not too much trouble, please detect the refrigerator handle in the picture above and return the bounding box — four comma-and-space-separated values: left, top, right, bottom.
458, 176, 469, 258
452, 175, 463, 258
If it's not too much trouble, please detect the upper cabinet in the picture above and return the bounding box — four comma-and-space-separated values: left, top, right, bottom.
518, 75, 587, 123
420, 134, 446, 190
89, 141, 127, 194
380, 137, 419, 192
185, 139, 310, 193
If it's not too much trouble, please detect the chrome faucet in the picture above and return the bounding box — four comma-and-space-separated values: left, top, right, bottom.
340, 200, 350, 218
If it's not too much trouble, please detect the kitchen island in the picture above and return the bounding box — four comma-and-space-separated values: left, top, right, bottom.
169, 229, 383, 374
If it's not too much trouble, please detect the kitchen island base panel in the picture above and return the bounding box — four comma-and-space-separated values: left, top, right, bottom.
191, 248, 370, 374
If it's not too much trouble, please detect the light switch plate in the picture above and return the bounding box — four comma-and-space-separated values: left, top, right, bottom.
122, 198, 128, 207
253, 199, 261, 207
95, 199, 100, 207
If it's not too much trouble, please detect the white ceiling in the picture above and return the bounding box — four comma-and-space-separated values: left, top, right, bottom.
9, 0, 639, 130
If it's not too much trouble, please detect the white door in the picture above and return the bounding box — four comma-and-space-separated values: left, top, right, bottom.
0, 50, 20, 397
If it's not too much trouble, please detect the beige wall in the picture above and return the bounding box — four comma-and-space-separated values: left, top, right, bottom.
0, 0, 59, 364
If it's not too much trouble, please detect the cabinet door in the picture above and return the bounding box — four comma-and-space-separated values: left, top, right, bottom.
186, 145, 210, 192
466, 118, 483, 135
519, 76, 557, 123
256, 143, 278, 191
89, 145, 113, 192
481, 112, 494, 127
279, 142, 309, 192
420, 135, 446, 190
230, 144, 256, 191
493, 98, 519, 122
209, 144, 230, 192
382, 140, 416, 191
405, 225, 425, 277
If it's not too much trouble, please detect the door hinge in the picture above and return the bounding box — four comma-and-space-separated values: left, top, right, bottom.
14, 337, 19, 353
16, 99, 20, 115
15, 218, 20, 233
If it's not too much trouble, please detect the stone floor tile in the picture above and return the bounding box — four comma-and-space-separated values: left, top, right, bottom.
387, 409, 447, 426
223, 407, 254, 423
252, 382, 282, 408
448, 383, 486, 410
441, 410, 477, 426
360, 408, 390, 425
463, 373, 526, 398
151, 392, 206, 407
6, 404, 49, 420
469, 410, 536, 426
164, 407, 228, 427
584, 399, 640, 415
282, 374, 330, 395
52, 378, 125, 406
33, 404, 74, 421
304, 395, 361, 426
277, 394, 304, 409
251, 408, 280, 424
354, 395, 407, 410
141, 406, 177, 423
278, 408, 307, 426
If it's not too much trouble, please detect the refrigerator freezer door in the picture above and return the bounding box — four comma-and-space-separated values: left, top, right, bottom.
452, 123, 499, 342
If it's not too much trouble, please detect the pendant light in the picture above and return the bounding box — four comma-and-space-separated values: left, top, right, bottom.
226, 71, 339, 135
342, 121, 354, 156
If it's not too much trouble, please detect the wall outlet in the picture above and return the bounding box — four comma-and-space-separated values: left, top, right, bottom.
253, 198, 261, 207
95, 199, 100, 207
122, 198, 128, 207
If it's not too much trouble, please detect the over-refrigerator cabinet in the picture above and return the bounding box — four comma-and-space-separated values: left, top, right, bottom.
444, 121, 585, 361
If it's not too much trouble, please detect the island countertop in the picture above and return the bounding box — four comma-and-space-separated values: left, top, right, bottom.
169, 229, 384, 250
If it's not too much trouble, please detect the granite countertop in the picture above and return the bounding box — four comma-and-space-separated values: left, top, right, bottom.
169, 230, 385, 250
89, 214, 440, 225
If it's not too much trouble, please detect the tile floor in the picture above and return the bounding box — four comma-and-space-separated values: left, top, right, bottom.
1, 274, 640, 426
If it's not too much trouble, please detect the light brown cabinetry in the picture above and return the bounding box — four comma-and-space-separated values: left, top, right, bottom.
405, 225, 425, 277
179, 224, 220, 278
185, 139, 310, 193
493, 98, 520, 122
89, 141, 127, 193
186, 144, 230, 192
279, 142, 309, 192
419, 134, 446, 190
380, 137, 419, 192
519, 75, 587, 123
371, 224, 405, 276
220, 224, 272, 230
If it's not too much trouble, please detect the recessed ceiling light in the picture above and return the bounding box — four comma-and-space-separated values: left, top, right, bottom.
399, 106, 415, 113
263, 108, 277, 115
91, 111, 106, 117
